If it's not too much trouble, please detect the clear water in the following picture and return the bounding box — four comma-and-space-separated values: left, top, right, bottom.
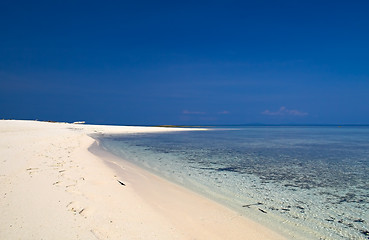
98, 126, 369, 240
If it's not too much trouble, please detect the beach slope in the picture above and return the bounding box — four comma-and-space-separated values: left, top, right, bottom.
0, 120, 285, 239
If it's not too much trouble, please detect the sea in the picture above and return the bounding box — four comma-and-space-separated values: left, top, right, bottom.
98, 126, 369, 240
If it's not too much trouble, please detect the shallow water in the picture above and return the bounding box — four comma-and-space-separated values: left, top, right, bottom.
99, 126, 369, 240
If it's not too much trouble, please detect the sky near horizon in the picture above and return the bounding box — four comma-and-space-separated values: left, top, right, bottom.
1, 1, 369, 125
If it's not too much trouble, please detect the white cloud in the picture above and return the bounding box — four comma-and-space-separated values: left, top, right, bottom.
262, 106, 308, 117
218, 110, 230, 115
182, 110, 206, 115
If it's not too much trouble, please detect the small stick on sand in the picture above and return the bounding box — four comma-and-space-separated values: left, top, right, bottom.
117, 180, 125, 186
242, 202, 263, 208
258, 208, 267, 214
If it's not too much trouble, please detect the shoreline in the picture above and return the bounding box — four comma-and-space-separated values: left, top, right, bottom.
0, 120, 286, 239
90, 139, 287, 240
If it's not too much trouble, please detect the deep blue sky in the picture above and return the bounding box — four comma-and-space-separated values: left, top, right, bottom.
1, 1, 369, 125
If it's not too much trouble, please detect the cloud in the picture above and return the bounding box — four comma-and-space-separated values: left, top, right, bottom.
218, 110, 230, 115
182, 110, 206, 115
262, 106, 308, 117
182, 110, 230, 115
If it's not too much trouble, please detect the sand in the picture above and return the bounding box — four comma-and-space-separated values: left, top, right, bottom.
0, 120, 286, 239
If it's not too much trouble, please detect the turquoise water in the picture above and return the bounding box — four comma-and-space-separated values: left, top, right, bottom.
99, 126, 369, 239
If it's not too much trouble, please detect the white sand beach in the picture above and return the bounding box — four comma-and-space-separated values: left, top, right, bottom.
0, 120, 286, 239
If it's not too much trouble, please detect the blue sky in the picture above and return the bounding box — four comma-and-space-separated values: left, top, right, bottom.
1, 1, 369, 125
